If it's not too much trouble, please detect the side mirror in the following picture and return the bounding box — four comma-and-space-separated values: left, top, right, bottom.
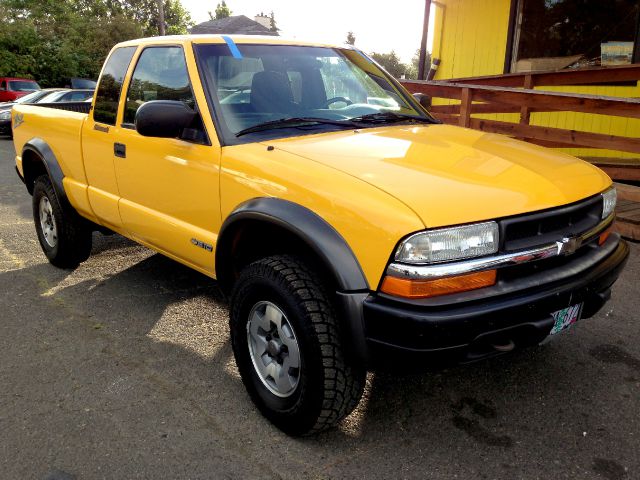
135, 100, 198, 138
413, 93, 432, 110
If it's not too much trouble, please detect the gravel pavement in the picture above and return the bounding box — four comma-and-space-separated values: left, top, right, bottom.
0, 137, 638, 480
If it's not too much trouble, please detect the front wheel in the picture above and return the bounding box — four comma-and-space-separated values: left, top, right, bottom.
33, 175, 92, 268
230, 255, 366, 436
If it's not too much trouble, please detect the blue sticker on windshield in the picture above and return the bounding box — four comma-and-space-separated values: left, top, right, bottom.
222, 36, 243, 59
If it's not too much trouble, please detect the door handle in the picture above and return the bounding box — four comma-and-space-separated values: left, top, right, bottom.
114, 143, 126, 158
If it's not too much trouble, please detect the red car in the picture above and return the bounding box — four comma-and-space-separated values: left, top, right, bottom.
0, 77, 40, 102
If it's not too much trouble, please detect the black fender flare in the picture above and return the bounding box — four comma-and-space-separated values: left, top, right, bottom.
22, 138, 68, 204
216, 198, 371, 364
217, 198, 369, 292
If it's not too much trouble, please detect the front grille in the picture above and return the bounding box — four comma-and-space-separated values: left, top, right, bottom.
499, 242, 596, 282
500, 194, 603, 252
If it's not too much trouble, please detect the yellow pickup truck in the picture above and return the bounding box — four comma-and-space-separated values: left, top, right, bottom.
12, 35, 628, 435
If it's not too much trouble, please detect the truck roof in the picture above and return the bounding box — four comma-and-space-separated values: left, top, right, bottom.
114, 34, 349, 50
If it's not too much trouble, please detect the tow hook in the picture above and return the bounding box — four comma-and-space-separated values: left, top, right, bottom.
491, 339, 516, 352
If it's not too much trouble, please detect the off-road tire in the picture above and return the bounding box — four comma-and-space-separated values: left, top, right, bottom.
230, 255, 366, 436
32, 175, 92, 268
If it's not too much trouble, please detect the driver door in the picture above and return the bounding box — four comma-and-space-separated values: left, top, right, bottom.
114, 45, 221, 275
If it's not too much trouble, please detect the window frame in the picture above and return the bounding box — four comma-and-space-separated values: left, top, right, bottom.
504, 0, 640, 75
120, 44, 209, 145
93, 46, 137, 126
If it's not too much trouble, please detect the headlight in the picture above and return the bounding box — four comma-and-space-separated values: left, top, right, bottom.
601, 187, 616, 219
0, 110, 10, 120
395, 221, 499, 264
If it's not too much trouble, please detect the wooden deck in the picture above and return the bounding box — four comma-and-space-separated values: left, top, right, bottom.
614, 183, 640, 242
585, 159, 640, 183
616, 200, 640, 241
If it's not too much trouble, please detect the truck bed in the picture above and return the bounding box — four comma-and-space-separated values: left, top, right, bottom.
31, 102, 92, 114
13, 103, 90, 193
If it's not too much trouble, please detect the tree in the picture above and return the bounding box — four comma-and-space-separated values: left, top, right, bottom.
209, 1, 231, 20
0, 0, 192, 86
370, 50, 406, 78
268, 10, 278, 33
157, 0, 165, 35
404, 48, 430, 80
159, 0, 192, 35
346, 31, 355, 45
111, 0, 192, 36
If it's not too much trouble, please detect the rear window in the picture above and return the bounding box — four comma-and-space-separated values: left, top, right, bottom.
93, 46, 136, 125
68, 78, 97, 89
67, 90, 94, 102
9, 80, 40, 92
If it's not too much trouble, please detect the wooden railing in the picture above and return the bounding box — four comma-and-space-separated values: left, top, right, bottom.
400, 66, 640, 180
442, 64, 640, 88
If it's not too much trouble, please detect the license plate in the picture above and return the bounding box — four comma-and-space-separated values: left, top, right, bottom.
549, 303, 584, 335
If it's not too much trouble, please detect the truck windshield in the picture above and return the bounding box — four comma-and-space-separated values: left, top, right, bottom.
194, 43, 433, 141
9, 80, 40, 92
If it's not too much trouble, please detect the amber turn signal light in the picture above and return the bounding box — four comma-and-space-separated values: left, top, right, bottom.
598, 226, 613, 246
380, 270, 497, 299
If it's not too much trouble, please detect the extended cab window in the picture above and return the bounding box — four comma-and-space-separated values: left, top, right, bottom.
123, 46, 195, 125
93, 46, 136, 125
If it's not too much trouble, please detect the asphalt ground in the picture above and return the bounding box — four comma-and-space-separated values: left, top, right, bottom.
0, 136, 638, 480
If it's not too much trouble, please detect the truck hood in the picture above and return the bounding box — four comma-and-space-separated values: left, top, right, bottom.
268, 124, 611, 228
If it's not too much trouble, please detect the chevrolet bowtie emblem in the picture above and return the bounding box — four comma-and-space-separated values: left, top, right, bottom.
556, 236, 582, 256
13, 112, 24, 129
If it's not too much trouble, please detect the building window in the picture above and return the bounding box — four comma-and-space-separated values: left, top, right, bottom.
510, 0, 640, 73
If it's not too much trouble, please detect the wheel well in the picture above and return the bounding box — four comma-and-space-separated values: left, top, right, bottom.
216, 220, 339, 296
22, 149, 48, 195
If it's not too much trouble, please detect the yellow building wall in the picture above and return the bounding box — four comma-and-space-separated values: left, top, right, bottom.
430, 0, 640, 160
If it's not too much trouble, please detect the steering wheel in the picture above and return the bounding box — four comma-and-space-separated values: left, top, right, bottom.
321, 96, 353, 109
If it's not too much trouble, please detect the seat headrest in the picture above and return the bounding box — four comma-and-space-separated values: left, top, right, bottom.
250, 71, 295, 113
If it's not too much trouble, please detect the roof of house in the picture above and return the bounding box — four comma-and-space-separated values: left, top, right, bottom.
189, 15, 278, 36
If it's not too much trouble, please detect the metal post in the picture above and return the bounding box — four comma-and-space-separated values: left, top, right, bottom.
417, 0, 432, 80
157, 0, 166, 36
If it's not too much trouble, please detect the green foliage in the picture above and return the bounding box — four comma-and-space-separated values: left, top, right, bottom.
404, 48, 431, 80
0, 0, 192, 86
370, 48, 431, 80
211, 1, 231, 20
346, 31, 355, 46
370, 50, 406, 78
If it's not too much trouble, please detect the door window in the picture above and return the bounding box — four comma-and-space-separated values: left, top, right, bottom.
93, 46, 136, 125
123, 46, 195, 125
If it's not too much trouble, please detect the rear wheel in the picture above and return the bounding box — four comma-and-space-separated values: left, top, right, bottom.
230, 255, 366, 436
32, 175, 92, 268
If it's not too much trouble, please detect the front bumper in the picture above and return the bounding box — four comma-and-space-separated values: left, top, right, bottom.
362, 236, 629, 365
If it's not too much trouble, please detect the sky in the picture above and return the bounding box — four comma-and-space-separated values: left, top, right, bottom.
179, 0, 435, 63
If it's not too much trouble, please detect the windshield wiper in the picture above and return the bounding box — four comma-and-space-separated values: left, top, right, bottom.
348, 112, 433, 124
235, 117, 358, 137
